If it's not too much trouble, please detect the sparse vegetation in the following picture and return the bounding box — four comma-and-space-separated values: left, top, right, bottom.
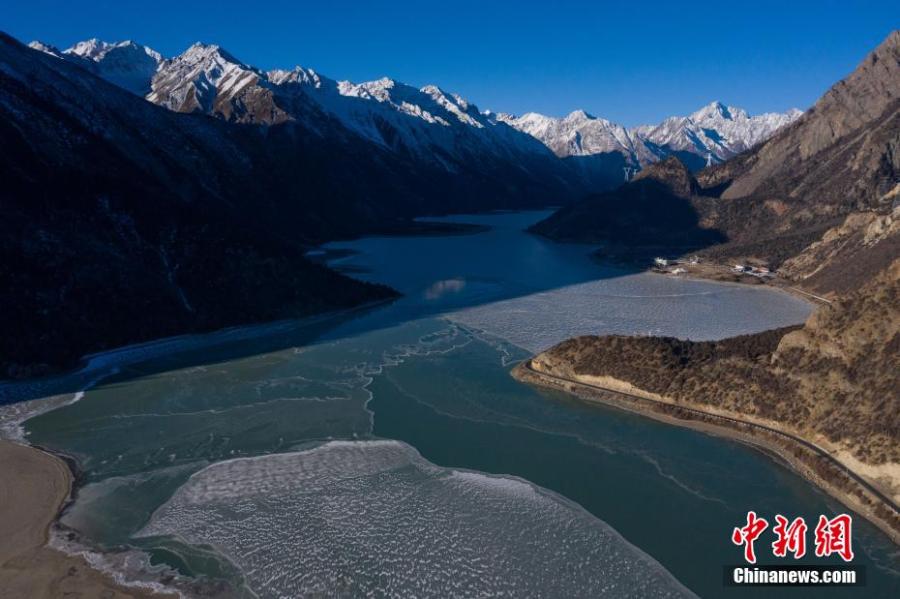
538, 259, 900, 466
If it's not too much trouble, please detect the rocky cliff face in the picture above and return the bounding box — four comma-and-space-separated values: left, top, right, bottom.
713, 31, 900, 201
697, 31, 899, 248
779, 207, 900, 294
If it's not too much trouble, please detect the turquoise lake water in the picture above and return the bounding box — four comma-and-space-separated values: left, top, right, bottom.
1, 210, 897, 598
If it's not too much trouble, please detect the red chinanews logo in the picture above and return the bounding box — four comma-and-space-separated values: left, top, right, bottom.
732, 512, 854, 563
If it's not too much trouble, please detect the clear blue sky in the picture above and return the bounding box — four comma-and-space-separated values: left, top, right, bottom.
5, 0, 898, 126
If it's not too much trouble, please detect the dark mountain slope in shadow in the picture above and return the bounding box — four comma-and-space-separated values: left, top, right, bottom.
561, 152, 631, 191
0, 33, 407, 379
531, 156, 726, 256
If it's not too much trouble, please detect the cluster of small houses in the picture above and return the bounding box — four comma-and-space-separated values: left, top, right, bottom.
653, 256, 697, 276
731, 263, 775, 278
653, 257, 775, 278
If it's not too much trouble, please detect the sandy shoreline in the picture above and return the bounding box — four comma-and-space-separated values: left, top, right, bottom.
0, 440, 172, 598
512, 362, 900, 547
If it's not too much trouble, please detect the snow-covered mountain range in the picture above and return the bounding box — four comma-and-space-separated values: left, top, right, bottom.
29, 37, 801, 177
499, 102, 802, 169
141, 42, 557, 167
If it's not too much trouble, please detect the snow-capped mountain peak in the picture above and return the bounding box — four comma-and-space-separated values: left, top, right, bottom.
689, 100, 743, 122
565, 109, 596, 121
497, 112, 555, 134
147, 42, 265, 116
329, 78, 488, 133
176, 42, 242, 69
65, 37, 111, 59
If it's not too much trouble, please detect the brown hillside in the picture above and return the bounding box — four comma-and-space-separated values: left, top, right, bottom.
537, 255, 900, 468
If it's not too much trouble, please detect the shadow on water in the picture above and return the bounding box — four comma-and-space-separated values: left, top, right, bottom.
0, 210, 638, 404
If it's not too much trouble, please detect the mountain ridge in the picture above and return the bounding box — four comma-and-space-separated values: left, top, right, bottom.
498, 100, 802, 170
30, 36, 799, 181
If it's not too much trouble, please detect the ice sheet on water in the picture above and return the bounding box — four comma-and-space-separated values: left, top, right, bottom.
448, 274, 812, 352
137, 440, 695, 598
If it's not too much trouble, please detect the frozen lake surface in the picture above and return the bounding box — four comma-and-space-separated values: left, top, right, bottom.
138, 440, 694, 598
3, 211, 897, 598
